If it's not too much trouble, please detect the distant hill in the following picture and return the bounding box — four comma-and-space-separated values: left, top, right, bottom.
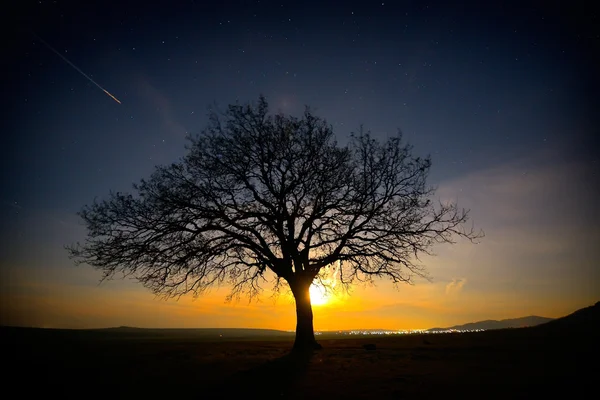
427, 315, 554, 332
0, 326, 295, 341
95, 326, 295, 338
535, 301, 600, 332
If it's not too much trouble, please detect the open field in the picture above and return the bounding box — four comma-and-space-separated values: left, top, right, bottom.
1, 328, 598, 399
3, 324, 596, 399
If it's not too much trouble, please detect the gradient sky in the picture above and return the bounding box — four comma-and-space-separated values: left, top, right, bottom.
2, 0, 598, 331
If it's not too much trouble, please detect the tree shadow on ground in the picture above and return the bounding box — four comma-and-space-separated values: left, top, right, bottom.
208, 350, 315, 398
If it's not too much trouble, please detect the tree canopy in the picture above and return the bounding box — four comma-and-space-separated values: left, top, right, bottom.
67, 95, 481, 350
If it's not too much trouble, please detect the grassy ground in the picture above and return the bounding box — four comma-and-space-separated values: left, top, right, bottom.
3, 326, 595, 399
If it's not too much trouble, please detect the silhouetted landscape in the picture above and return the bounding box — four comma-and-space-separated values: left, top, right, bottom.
5, 2, 598, 398
99, 326, 296, 339
4, 302, 598, 398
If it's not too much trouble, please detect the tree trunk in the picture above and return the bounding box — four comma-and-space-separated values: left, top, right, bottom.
290, 277, 322, 351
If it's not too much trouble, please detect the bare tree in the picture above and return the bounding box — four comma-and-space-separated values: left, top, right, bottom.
67, 95, 481, 351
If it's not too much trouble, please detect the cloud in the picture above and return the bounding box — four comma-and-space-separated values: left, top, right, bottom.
431, 148, 600, 266
136, 76, 188, 138
434, 148, 599, 233
445, 278, 467, 295
422, 148, 599, 307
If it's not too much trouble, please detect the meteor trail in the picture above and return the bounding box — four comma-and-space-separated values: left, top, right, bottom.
32, 32, 122, 104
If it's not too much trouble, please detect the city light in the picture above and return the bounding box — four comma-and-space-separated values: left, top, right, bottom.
307, 329, 487, 336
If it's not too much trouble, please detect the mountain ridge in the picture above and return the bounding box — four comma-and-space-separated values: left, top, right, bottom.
534, 301, 599, 332
427, 315, 554, 332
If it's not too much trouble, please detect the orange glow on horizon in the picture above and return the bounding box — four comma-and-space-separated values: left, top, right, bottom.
1, 277, 596, 332
2, 246, 597, 332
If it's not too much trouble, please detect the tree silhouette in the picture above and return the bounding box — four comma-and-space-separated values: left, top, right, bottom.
67, 95, 481, 351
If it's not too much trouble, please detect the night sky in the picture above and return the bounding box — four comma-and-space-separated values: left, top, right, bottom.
2, 0, 598, 330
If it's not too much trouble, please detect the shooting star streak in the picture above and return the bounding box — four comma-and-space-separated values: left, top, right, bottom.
32, 32, 122, 104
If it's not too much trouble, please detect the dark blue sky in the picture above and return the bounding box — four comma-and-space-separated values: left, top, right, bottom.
6, 1, 597, 209
6, 1, 597, 207
1, 0, 598, 329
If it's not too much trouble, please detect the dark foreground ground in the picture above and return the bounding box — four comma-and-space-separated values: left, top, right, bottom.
3, 325, 597, 399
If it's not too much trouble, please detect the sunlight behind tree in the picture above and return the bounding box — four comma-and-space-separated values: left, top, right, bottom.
309, 283, 328, 306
